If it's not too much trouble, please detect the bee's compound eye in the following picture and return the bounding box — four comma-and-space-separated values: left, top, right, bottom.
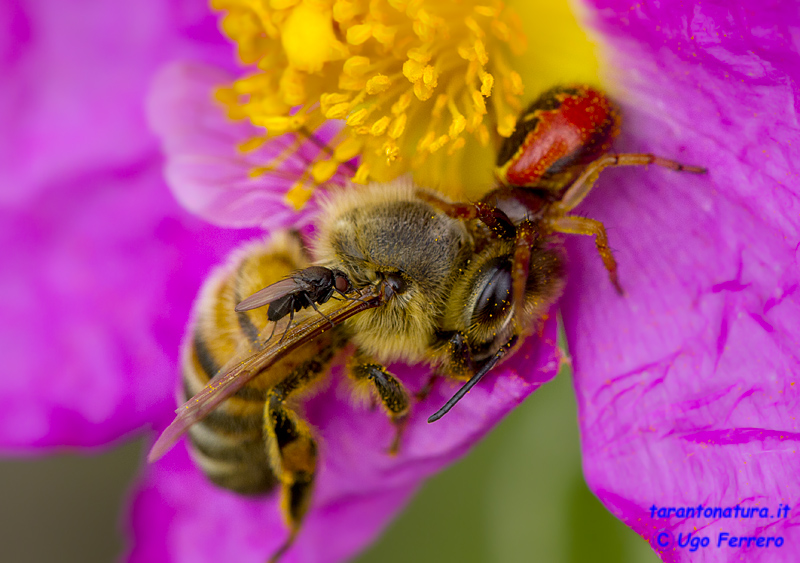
473, 263, 512, 323
333, 271, 351, 293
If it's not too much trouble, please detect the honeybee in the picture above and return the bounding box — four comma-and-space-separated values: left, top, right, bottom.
150, 84, 706, 562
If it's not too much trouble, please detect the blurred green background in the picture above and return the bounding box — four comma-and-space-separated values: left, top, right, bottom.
0, 362, 659, 562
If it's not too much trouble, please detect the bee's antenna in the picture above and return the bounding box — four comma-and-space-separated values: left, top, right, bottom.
427, 335, 518, 423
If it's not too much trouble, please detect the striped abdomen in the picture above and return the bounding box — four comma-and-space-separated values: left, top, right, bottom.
181, 233, 337, 495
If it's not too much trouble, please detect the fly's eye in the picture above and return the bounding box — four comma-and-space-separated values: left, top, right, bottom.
473, 263, 512, 324
333, 271, 351, 293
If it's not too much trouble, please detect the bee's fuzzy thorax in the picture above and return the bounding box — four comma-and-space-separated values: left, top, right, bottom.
313, 179, 473, 363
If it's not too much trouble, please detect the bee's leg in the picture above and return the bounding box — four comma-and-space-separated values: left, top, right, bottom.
435, 330, 476, 380
555, 153, 707, 213
348, 353, 411, 455
263, 355, 332, 562
548, 215, 623, 295
428, 334, 519, 423
415, 191, 516, 239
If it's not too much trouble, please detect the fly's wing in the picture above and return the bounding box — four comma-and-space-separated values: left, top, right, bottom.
148, 285, 384, 462
234, 277, 304, 312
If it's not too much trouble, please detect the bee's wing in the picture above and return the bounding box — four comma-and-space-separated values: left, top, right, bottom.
234, 277, 303, 312
148, 285, 384, 463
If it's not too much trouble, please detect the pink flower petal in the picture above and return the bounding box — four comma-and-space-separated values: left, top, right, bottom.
0, 0, 252, 450
567, 1, 800, 559
0, 0, 228, 206
148, 63, 348, 232
0, 160, 258, 450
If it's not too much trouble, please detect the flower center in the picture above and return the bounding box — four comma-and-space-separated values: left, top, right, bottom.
213, 0, 529, 206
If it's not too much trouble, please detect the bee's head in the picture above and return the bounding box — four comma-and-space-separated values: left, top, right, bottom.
445, 239, 565, 357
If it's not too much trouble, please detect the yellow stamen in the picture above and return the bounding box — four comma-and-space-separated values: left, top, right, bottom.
382, 140, 400, 162
353, 162, 370, 184
271, 0, 299, 9
471, 90, 487, 115
343, 56, 371, 77
479, 72, 494, 96
366, 75, 391, 95
333, 136, 362, 161
332, 0, 361, 21
324, 102, 351, 120
370, 116, 391, 136
388, 114, 407, 139
251, 115, 305, 135
311, 159, 339, 183
372, 24, 397, 45
346, 108, 371, 126
285, 180, 316, 210
214, 0, 599, 201
346, 24, 372, 46
281, 4, 342, 74
238, 137, 267, 152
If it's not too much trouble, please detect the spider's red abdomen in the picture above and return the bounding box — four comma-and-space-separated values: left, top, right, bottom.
496, 85, 620, 189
